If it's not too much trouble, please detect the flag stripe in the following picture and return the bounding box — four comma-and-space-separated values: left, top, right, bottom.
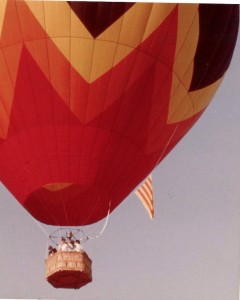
141, 185, 152, 207
135, 175, 154, 219
136, 189, 152, 209
136, 189, 153, 211
145, 180, 153, 197
136, 189, 154, 218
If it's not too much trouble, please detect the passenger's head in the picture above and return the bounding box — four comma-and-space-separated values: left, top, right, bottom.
48, 246, 53, 250
76, 240, 80, 244
67, 231, 73, 238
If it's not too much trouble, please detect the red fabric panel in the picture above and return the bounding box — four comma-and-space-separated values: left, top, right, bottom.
0, 1, 23, 47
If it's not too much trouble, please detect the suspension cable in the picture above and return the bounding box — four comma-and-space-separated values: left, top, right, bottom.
83, 200, 111, 240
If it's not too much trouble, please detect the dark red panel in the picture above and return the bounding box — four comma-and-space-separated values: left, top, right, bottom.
68, 1, 135, 38
7, 46, 81, 137
190, 4, 239, 91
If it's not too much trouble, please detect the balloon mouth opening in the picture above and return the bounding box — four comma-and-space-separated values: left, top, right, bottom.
43, 182, 73, 192
23, 183, 112, 226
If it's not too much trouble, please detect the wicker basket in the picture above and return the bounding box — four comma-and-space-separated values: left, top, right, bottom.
45, 251, 92, 289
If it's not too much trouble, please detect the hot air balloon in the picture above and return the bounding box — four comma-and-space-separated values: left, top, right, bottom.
0, 1, 239, 289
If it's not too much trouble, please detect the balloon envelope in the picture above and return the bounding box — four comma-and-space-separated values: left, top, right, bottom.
0, 2, 238, 225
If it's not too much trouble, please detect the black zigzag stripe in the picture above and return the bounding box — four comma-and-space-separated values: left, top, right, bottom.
189, 4, 239, 91
68, 1, 135, 38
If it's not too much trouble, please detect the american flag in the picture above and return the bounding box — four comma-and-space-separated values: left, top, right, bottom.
135, 175, 154, 220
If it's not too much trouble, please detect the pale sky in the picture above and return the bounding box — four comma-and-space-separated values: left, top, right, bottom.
0, 7, 239, 300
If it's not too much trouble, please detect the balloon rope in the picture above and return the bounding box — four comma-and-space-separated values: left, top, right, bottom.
139, 123, 180, 186
29, 214, 49, 238
46, 241, 49, 258
156, 123, 180, 167
84, 201, 111, 240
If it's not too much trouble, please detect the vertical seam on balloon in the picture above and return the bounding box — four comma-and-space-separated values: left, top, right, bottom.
21, 46, 57, 222
42, 2, 68, 225
134, 69, 173, 148
81, 4, 105, 225
0, 50, 11, 139
15, 2, 54, 188
72, 11, 98, 225
172, 5, 199, 73
59, 4, 71, 226
10, 3, 44, 199
15, 1, 60, 225
167, 7, 199, 124
0, 58, 38, 196
74, 5, 107, 225
0, 51, 28, 195
67, 5, 72, 225
39, 2, 64, 225
75, 19, 96, 191
0, 23, 32, 196
81, 3, 134, 225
